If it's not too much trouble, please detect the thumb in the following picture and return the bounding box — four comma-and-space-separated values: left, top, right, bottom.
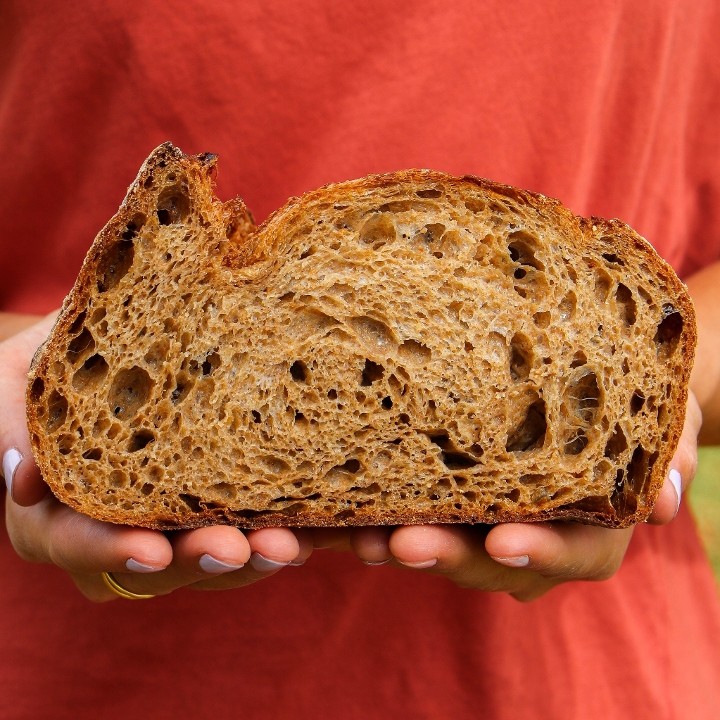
1, 313, 58, 506
648, 390, 702, 524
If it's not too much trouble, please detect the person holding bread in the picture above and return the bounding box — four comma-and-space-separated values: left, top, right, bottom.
1, 1, 719, 718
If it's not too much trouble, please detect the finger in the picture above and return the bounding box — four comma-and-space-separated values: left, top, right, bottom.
350, 526, 394, 565
6, 497, 172, 577
0, 313, 59, 506
648, 390, 702, 524
387, 524, 540, 595
186, 527, 312, 592
311, 527, 354, 551
485, 522, 633, 596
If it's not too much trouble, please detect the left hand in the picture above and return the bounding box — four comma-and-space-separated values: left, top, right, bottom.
320, 391, 702, 601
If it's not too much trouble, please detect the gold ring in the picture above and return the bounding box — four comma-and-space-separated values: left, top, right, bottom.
101, 571, 156, 600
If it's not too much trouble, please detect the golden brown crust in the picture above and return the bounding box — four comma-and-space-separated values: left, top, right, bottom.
26, 143, 696, 530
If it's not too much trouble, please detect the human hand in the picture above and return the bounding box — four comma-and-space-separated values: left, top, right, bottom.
1, 316, 312, 602
333, 391, 702, 601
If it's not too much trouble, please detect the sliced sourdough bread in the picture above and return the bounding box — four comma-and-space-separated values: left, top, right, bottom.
26, 143, 696, 529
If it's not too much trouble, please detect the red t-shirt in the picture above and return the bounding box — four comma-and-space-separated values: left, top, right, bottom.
2, 1, 719, 718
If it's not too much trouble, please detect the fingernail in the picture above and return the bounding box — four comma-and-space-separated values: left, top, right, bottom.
250, 552, 290, 572
199, 554, 245, 574
399, 559, 438, 569
126, 558, 164, 573
2, 448, 22, 496
491, 555, 530, 568
363, 559, 391, 566
669, 468, 682, 515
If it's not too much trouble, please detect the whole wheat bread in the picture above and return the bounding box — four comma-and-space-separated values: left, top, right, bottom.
26, 143, 696, 529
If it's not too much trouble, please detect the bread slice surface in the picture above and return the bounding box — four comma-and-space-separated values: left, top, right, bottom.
26, 143, 696, 529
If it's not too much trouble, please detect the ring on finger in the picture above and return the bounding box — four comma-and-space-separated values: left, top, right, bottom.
101, 571, 156, 600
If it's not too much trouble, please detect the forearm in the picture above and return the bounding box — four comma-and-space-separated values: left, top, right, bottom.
685, 261, 720, 445
0, 312, 44, 342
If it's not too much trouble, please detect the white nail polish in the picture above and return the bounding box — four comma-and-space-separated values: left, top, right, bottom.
126, 558, 162, 573
199, 554, 245, 574
250, 553, 289, 572
669, 468, 682, 515
492, 555, 530, 568
399, 559, 438, 569
2, 448, 22, 495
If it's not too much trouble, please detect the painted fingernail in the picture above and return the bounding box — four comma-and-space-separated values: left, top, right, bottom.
199, 554, 245, 574
2, 448, 22, 495
491, 555, 530, 568
250, 552, 290, 572
399, 559, 438, 569
126, 558, 164, 573
669, 468, 682, 515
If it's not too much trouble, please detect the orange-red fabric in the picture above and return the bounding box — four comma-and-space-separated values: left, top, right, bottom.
2, 1, 720, 718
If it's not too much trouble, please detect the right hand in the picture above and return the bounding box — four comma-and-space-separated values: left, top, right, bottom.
1, 315, 312, 602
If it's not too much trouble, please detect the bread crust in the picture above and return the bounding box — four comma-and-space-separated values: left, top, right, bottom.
26, 143, 696, 530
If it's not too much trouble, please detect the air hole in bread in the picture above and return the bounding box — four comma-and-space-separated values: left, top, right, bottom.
178, 493, 203, 512
334, 458, 362, 474
533, 311, 551, 329
121, 214, 146, 241
592, 266, 613, 302
398, 338, 431, 364
359, 213, 397, 249
348, 315, 395, 351
509, 333, 533, 381
564, 370, 602, 423
92, 415, 111, 437
128, 429, 155, 452
503, 488, 521, 502
202, 351, 221, 376
419, 223, 446, 244
508, 231, 544, 271
602, 252, 624, 266
361, 359, 384, 386
564, 429, 589, 455
156, 186, 191, 225
170, 372, 194, 404
46, 390, 68, 432
627, 446, 657, 494
559, 291, 577, 321
506, 397, 546, 452
97, 238, 134, 293
425, 431, 482, 469
108, 366, 153, 420
257, 455, 291, 474
615, 283, 637, 325
30, 377, 45, 401
570, 351, 587, 369
630, 391, 645, 415
144, 339, 170, 368
72, 353, 109, 391
289, 360, 309, 383
57, 434, 74, 455
416, 188, 442, 198
654, 305, 684, 357
82, 448, 102, 461
604, 423, 628, 460
464, 197, 486, 213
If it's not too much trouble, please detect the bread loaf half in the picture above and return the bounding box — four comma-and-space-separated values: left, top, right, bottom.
26, 143, 696, 529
